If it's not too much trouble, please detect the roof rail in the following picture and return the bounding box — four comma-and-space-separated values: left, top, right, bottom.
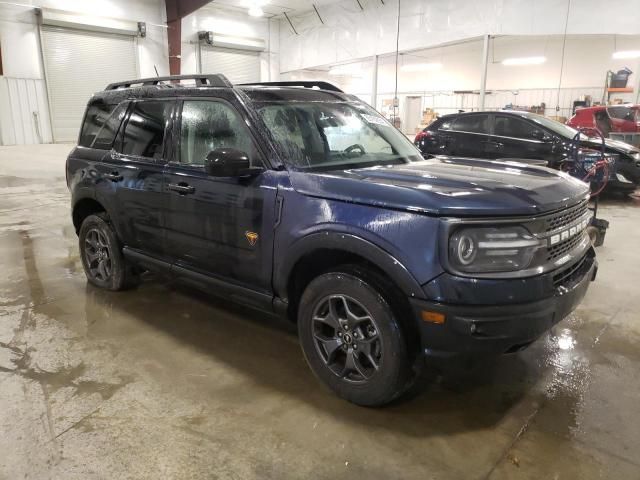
239, 81, 344, 93
105, 74, 232, 90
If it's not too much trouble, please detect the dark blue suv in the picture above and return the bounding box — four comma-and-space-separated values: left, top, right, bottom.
67, 75, 597, 406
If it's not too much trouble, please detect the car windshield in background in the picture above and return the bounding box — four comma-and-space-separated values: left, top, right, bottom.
526, 113, 586, 139
257, 102, 423, 170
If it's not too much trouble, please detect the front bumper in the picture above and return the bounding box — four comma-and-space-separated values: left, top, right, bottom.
410, 250, 597, 357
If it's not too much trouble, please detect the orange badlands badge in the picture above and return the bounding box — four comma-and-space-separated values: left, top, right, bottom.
245, 231, 259, 246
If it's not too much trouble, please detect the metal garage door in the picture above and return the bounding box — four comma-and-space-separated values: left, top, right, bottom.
199, 46, 260, 84
41, 26, 138, 143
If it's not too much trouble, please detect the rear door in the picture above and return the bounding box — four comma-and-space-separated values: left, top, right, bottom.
163, 98, 278, 295
446, 113, 491, 158
105, 99, 174, 258
490, 114, 554, 162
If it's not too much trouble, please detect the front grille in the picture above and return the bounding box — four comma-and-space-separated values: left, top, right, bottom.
544, 200, 589, 233
553, 253, 588, 288
547, 232, 584, 261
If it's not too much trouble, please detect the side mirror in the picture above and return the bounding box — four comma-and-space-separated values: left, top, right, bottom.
204, 148, 260, 177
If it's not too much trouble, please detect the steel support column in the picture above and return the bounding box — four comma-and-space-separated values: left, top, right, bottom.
165, 0, 211, 75
479, 34, 490, 110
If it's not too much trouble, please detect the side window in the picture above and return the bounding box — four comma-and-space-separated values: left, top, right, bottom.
452, 114, 489, 133
121, 101, 172, 159
494, 116, 538, 139
79, 102, 116, 147
607, 107, 634, 121
91, 102, 128, 150
179, 100, 259, 166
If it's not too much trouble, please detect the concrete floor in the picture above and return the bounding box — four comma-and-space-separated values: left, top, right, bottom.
1, 144, 640, 479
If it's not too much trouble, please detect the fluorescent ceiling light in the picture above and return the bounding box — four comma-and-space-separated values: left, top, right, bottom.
248, 5, 263, 16
400, 62, 442, 72
613, 50, 640, 59
502, 56, 546, 66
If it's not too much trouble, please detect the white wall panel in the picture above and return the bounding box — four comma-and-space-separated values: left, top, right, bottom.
280, 0, 640, 73
0, 77, 52, 145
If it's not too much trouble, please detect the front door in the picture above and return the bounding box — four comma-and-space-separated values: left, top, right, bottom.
163, 99, 277, 294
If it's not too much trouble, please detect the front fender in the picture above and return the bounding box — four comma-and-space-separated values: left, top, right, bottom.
274, 231, 427, 301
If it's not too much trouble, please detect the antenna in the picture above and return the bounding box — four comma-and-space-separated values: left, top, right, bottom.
154, 65, 159, 77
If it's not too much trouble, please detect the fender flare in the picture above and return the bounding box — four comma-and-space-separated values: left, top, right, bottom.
274, 231, 426, 301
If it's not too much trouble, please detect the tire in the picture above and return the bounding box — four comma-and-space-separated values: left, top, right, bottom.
298, 267, 412, 406
78, 213, 140, 291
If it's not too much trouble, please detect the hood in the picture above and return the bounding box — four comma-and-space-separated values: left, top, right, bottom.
288, 157, 590, 216
585, 137, 640, 155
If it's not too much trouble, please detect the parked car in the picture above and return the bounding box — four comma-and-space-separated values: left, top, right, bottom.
415, 110, 640, 192
67, 76, 597, 406
567, 105, 640, 135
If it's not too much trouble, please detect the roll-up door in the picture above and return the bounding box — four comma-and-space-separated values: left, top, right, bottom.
41, 26, 138, 142
199, 46, 260, 84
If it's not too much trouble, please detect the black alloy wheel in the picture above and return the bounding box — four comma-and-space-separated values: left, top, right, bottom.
298, 267, 412, 406
312, 294, 382, 382
78, 213, 140, 291
84, 228, 112, 282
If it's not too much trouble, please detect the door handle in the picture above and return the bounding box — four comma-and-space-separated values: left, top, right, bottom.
168, 183, 196, 195
104, 171, 123, 182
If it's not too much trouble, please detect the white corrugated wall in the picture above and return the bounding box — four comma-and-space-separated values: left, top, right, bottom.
0, 77, 52, 146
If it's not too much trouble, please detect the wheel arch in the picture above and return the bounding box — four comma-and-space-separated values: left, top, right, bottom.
72, 197, 107, 233
279, 232, 425, 359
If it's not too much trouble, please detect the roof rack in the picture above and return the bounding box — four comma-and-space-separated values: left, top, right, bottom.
105, 74, 232, 91
239, 81, 344, 93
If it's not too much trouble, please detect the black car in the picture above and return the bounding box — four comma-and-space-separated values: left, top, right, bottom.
414, 110, 640, 192
67, 75, 596, 406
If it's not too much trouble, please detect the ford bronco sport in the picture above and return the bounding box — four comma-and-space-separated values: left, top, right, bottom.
67, 74, 597, 406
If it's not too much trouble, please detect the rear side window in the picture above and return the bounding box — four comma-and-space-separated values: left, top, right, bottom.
452, 114, 489, 133
91, 102, 128, 150
607, 107, 637, 121
79, 102, 116, 147
121, 101, 173, 159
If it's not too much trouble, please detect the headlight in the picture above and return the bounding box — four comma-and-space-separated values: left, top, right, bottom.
449, 226, 542, 273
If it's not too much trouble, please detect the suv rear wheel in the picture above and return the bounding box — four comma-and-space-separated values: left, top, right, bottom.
79, 213, 140, 291
298, 267, 411, 406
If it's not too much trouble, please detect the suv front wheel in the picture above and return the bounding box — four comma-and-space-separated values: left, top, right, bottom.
79, 213, 139, 291
298, 268, 411, 406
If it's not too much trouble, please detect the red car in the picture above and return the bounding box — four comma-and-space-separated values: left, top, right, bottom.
567, 105, 640, 136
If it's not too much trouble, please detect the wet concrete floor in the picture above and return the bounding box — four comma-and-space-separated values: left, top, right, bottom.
1, 144, 640, 479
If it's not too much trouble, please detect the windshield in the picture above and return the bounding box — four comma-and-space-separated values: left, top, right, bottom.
526, 113, 587, 139
257, 101, 423, 170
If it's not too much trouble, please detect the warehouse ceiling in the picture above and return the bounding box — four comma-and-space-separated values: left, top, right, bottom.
206, 0, 338, 18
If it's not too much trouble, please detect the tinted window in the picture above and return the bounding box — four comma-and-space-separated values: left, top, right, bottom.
79, 102, 116, 147
179, 100, 259, 166
91, 102, 128, 150
452, 114, 489, 133
494, 116, 538, 139
607, 106, 637, 121
121, 101, 172, 159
